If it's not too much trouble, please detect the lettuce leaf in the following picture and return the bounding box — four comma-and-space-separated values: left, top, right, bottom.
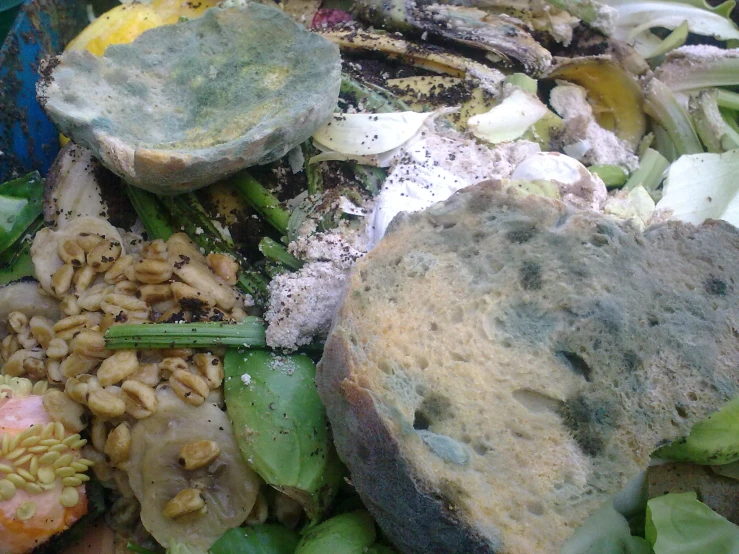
646, 492, 739, 553
561, 503, 652, 554
653, 395, 739, 465
712, 461, 739, 480
210, 525, 300, 554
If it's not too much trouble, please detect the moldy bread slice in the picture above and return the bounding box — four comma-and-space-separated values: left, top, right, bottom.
317, 182, 739, 554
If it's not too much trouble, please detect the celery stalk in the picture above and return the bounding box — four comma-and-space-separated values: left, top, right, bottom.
644, 78, 704, 155
656, 54, 739, 92
652, 125, 679, 162
643, 21, 688, 59
623, 148, 669, 197
689, 89, 739, 152
716, 89, 739, 111
721, 108, 739, 134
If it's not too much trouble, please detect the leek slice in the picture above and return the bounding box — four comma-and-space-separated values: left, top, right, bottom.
656, 149, 739, 226
312, 111, 436, 156
467, 88, 548, 144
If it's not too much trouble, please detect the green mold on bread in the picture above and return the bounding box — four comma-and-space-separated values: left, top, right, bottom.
317, 181, 739, 554
37, 5, 341, 195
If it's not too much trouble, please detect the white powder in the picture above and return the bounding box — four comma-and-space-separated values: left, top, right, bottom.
550, 84, 639, 171
265, 229, 366, 351
366, 130, 540, 247
241, 373, 252, 386
664, 45, 739, 63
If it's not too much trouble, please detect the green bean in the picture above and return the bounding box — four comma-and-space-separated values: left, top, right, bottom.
258, 237, 304, 271
124, 184, 174, 241
226, 171, 291, 236
644, 78, 703, 156
623, 148, 669, 197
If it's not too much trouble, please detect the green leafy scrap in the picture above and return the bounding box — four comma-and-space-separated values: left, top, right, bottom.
646, 492, 739, 553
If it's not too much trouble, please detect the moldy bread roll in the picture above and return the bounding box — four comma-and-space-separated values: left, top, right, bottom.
317, 181, 739, 554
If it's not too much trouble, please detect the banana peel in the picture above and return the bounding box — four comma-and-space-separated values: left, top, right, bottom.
65, 0, 220, 56
385, 76, 497, 130
522, 110, 566, 151
320, 29, 505, 92
547, 56, 646, 149
354, 0, 551, 75
59, 0, 219, 146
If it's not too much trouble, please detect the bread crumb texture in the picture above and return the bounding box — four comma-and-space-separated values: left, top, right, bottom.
317, 182, 739, 554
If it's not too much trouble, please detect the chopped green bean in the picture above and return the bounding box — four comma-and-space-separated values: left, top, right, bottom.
124, 185, 174, 241
716, 90, 739, 112
259, 237, 304, 271
623, 148, 669, 198
588, 164, 628, 188
227, 172, 291, 236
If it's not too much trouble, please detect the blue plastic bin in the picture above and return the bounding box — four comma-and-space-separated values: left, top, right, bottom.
0, 0, 87, 182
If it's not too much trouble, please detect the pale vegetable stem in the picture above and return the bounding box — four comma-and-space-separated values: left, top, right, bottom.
644, 79, 704, 155
716, 90, 739, 111
623, 148, 669, 196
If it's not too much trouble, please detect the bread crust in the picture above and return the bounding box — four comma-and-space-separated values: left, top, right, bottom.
319, 333, 497, 554
317, 182, 739, 554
